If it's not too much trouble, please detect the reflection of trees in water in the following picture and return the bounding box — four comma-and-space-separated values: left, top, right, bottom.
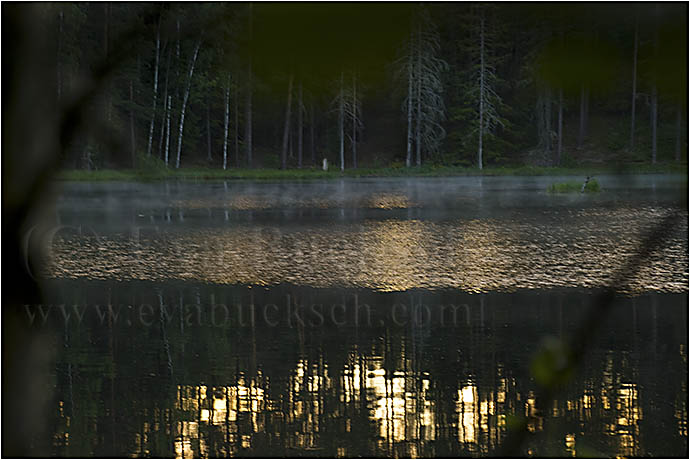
45, 282, 688, 458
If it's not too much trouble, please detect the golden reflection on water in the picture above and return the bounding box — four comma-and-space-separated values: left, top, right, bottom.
171, 192, 417, 211
342, 354, 436, 448
173, 378, 266, 458
612, 383, 641, 458
50, 347, 670, 458
49, 207, 688, 294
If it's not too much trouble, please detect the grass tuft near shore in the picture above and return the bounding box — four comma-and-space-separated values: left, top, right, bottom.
547, 178, 600, 193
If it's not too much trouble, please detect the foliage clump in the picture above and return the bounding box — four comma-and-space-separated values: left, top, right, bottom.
547, 178, 600, 193
134, 153, 171, 180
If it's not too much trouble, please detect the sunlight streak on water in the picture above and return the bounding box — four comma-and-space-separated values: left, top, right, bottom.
48, 207, 688, 294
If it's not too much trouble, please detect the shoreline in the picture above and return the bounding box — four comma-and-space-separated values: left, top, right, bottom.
56, 164, 688, 182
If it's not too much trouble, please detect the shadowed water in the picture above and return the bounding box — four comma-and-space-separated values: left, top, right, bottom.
22, 175, 689, 457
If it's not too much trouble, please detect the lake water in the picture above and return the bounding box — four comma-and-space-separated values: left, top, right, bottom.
20, 175, 690, 457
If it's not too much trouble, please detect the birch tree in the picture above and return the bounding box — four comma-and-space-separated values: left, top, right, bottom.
146, 21, 160, 157
215, 3, 240, 169
157, 44, 171, 160
175, 39, 201, 169
164, 95, 172, 166
281, 73, 294, 170
222, 74, 231, 170
297, 81, 303, 168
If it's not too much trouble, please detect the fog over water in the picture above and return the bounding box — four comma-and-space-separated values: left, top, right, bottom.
48, 175, 688, 293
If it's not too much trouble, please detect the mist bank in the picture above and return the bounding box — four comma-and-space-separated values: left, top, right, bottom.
56, 163, 688, 182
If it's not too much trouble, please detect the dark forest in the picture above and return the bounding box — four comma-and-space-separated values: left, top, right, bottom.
16, 2, 690, 172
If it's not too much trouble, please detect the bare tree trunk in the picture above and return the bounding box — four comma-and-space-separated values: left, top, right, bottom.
339, 71, 345, 171
577, 84, 586, 149
478, 14, 485, 170
175, 40, 201, 169
310, 102, 315, 164
130, 80, 136, 167
406, 49, 413, 168
206, 97, 212, 162
651, 18, 658, 165
56, 8, 63, 102
281, 74, 294, 170
584, 86, 589, 137
157, 93, 167, 159
157, 44, 171, 159
147, 23, 160, 156
630, 16, 638, 151
245, 68, 253, 167
415, 25, 422, 167
675, 103, 683, 162
164, 95, 171, 166
651, 84, 657, 164
223, 75, 230, 170
298, 81, 303, 168
557, 88, 563, 164
545, 87, 552, 153
352, 72, 357, 169
234, 86, 239, 167
104, 2, 111, 122
245, 3, 253, 167
556, 27, 564, 164
170, 17, 181, 163
175, 18, 181, 96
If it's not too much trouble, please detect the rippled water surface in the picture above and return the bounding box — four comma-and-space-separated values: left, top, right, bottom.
48, 176, 688, 293
23, 176, 690, 457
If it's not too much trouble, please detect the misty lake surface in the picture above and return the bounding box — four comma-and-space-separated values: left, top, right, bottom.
30, 175, 688, 457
